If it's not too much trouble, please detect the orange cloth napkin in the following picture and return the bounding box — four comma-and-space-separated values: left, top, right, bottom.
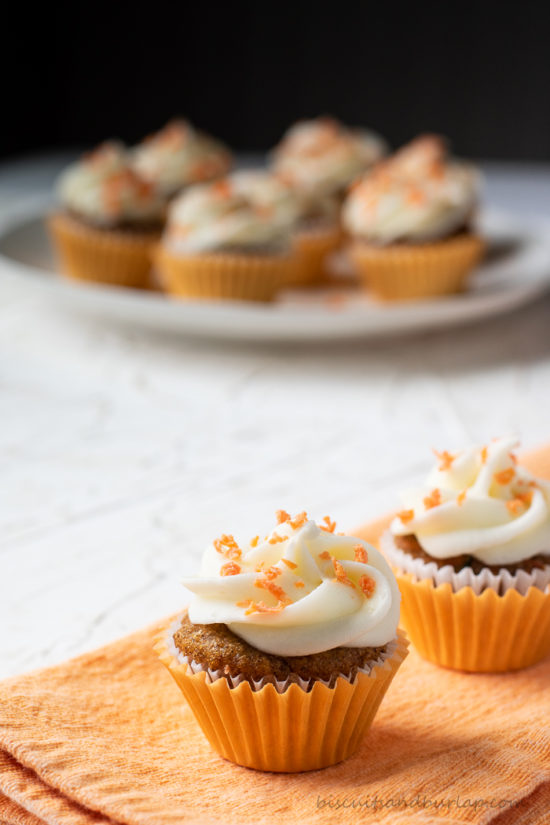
1, 447, 550, 825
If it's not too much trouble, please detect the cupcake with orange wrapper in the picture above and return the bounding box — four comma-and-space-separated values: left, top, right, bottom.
131, 118, 232, 200
155, 173, 299, 301
343, 134, 485, 300
156, 511, 408, 772
49, 141, 165, 288
381, 436, 550, 672
271, 117, 387, 284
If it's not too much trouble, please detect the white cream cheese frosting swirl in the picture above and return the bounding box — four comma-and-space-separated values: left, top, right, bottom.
57, 141, 164, 227
162, 173, 297, 254
391, 436, 550, 565
342, 134, 480, 245
132, 119, 232, 197
182, 511, 401, 656
272, 117, 387, 201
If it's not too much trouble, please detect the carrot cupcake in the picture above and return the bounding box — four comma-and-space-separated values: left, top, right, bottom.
381, 435, 550, 672
154, 174, 298, 301
49, 141, 165, 288
132, 119, 232, 199
343, 135, 484, 300
271, 117, 387, 283
156, 511, 408, 772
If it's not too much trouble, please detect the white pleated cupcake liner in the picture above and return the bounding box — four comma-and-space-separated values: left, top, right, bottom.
380, 530, 550, 596
166, 614, 399, 694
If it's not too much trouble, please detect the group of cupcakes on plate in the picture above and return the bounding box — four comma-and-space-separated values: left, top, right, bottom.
156, 435, 550, 773
48, 117, 485, 303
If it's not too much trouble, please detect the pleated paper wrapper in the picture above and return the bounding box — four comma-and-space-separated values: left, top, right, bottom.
155, 616, 409, 773
381, 530, 550, 672
155, 247, 294, 302
351, 232, 485, 300
48, 212, 160, 289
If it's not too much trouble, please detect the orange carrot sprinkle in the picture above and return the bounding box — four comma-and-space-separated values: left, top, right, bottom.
506, 498, 525, 515
320, 515, 336, 533
406, 186, 426, 206
481, 446, 488, 464
242, 600, 287, 615
509, 453, 518, 465
254, 578, 291, 605
433, 449, 456, 471
397, 509, 415, 524
289, 511, 308, 529
294, 581, 305, 588
494, 468, 515, 485
220, 562, 241, 576
517, 491, 533, 506
457, 490, 467, 506
250, 535, 259, 548
423, 489, 442, 510
276, 510, 290, 524
268, 532, 288, 544
213, 534, 242, 560
264, 565, 283, 580
354, 544, 368, 564
282, 558, 298, 569
333, 559, 355, 588
359, 575, 376, 598
212, 179, 232, 198
318, 550, 332, 560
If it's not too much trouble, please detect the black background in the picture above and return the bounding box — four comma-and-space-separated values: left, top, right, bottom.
3, 3, 550, 161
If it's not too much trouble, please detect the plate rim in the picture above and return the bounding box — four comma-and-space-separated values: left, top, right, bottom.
1, 205, 550, 342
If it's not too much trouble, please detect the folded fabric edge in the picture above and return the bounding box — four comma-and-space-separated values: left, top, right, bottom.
0, 788, 46, 825
488, 779, 550, 825
0, 748, 119, 825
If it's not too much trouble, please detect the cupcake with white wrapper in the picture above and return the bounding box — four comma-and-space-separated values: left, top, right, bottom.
382, 435, 550, 671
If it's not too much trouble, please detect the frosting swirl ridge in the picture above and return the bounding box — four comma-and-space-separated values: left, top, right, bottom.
182, 512, 401, 656
391, 435, 550, 565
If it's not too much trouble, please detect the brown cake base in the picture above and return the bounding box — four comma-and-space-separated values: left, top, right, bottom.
395, 534, 550, 575
173, 614, 386, 684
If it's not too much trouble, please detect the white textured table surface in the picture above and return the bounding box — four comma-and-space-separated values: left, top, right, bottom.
2, 155, 550, 678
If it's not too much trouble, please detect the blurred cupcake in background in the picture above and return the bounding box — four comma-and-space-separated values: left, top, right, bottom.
271, 117, 387, 283
48, 141, 165, 288
132, 119, 232, 200
343, 134, 484, 300
155, 172, 298, 302
381, 435, 550, 672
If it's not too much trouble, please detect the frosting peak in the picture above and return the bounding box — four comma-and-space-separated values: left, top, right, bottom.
57, 141, 164, 227
391, 436, 550, 565
272, 117, 387, 200
132, 119, 232, 196
343, 133, 480, 244
182, 511, 400, 655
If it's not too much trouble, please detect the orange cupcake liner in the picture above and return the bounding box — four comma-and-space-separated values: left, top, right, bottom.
396, 573, 550, 672
48, 212, 160, 289
291, 225, 342, 286
155, 621, 409, 772
351, 233, 485, 300
154, 247, 294, 302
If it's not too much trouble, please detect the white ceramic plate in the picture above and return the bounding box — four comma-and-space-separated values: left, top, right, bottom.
1, 207, 549, 342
